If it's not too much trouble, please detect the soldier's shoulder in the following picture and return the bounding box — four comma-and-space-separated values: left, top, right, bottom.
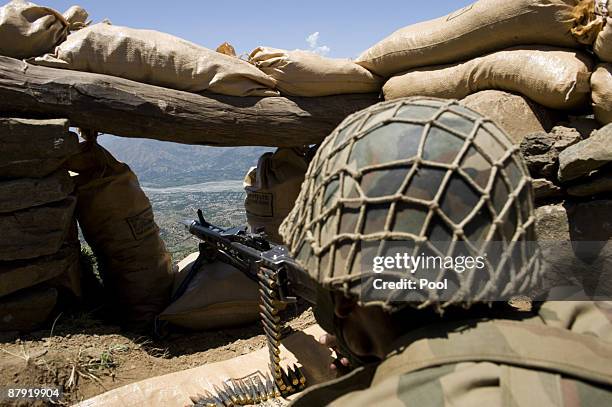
330, 360, 612, 407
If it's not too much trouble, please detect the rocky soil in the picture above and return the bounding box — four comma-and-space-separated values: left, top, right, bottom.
0, 309, 315, 406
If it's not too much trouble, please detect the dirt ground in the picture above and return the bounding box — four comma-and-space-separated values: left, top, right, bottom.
0, 308, 316, 406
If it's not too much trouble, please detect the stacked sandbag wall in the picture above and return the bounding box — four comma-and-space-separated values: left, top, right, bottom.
352, 0, 610, 124
382, 47, 594, 111
358, 0, 604, 75
0, 118, 81, 332
0, 118, 173, 332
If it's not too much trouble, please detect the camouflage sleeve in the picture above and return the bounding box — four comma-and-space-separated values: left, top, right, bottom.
292, 302, 612, 407
535, 301, 612, 343
288, 365, 376, 407
328, 362, 612, 407
328, 363, 503, 407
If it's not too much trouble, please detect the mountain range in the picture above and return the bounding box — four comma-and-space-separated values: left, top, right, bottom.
99, 135, 272, 187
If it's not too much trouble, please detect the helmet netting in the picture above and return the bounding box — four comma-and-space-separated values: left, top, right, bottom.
280, 97, 542, 311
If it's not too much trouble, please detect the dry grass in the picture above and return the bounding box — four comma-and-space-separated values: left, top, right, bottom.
65, 343, 128, 390
1, 336, 127, 404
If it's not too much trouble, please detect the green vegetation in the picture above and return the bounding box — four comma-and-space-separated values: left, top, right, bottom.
149, 188, 248, 263
79, 245, 101, 283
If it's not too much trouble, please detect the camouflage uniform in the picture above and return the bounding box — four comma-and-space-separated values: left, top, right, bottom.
291, 301, 612, 406
279, 98, 612, 406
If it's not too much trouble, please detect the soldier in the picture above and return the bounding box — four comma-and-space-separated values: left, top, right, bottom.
279, 97, 612, 406
244, 147, 309, 244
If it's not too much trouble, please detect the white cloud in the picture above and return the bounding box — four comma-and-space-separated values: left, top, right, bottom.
313, 45, 331, 55
306, 32, 320, 49
304, 31, 330, 56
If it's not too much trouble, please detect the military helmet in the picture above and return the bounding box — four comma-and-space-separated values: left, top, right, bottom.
280, 97, 542, 311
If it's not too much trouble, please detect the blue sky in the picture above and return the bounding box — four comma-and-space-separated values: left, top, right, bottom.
45, 1, 473, 58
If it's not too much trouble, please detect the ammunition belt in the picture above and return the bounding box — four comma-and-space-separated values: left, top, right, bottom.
191, 267, 306, 406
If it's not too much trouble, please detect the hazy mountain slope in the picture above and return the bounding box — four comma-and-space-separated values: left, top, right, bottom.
98, 135, 272, 187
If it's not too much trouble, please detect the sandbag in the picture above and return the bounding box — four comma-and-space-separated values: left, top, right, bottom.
62, 5, 89, 31
0, 0, 69, 59
0, 118, 79, 179
46, 220, 82, 298
77, 325, 333, 407
67, 142, 173, 323
383, 46, 593, 110
356, 0, 600, 77
244, 148, 308, 244
594, 5, 612, 61
0, 285, 57, 332
0, 197, 76, 261
0, 169, 73, 213
249, 47, 381, 96
461, 90, 557, 145
0, 245, 77, 298
31, 22, 278, 97
592, 63, 612, 125
158, 252, 259, 330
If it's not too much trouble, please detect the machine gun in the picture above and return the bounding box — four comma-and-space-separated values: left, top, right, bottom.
181, 209, 318, 405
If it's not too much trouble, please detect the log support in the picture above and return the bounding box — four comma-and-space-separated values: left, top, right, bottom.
0, 56, 379, 147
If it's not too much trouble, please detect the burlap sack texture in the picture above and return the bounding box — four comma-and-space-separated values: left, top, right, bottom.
356, 0, 603, 77
62, 5, 89, 31
593, 0, 612, 61
0, 197, 76, 261
0, 285, 58, 331
0, 169, 73, 213
158, 252, 259, 330
0, 118, 80, 178
0, 213, 81, 303
0, 0, 68, 59
30, 22, 279, 97
244, 148, 309, 244
383, 47, 593, 110
0, 117, 81, 332
0, 246, 77, 298
249, 47, 382, 97
0, 118, 79, 261
0, 1, 90, 59
67, 142, 173, 323
0, 219, 81, 331
595, 17, 612, 61
591, 63, 612, 124
77, 325, 332, 407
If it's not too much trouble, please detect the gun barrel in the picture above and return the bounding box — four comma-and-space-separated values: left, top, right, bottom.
185, 220, 264, 278
184, 216, 318, 306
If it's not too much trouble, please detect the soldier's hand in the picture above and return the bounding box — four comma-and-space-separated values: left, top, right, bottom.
319, 334, 350, 374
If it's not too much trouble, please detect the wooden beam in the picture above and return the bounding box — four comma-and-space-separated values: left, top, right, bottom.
0, 56, 379, 147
